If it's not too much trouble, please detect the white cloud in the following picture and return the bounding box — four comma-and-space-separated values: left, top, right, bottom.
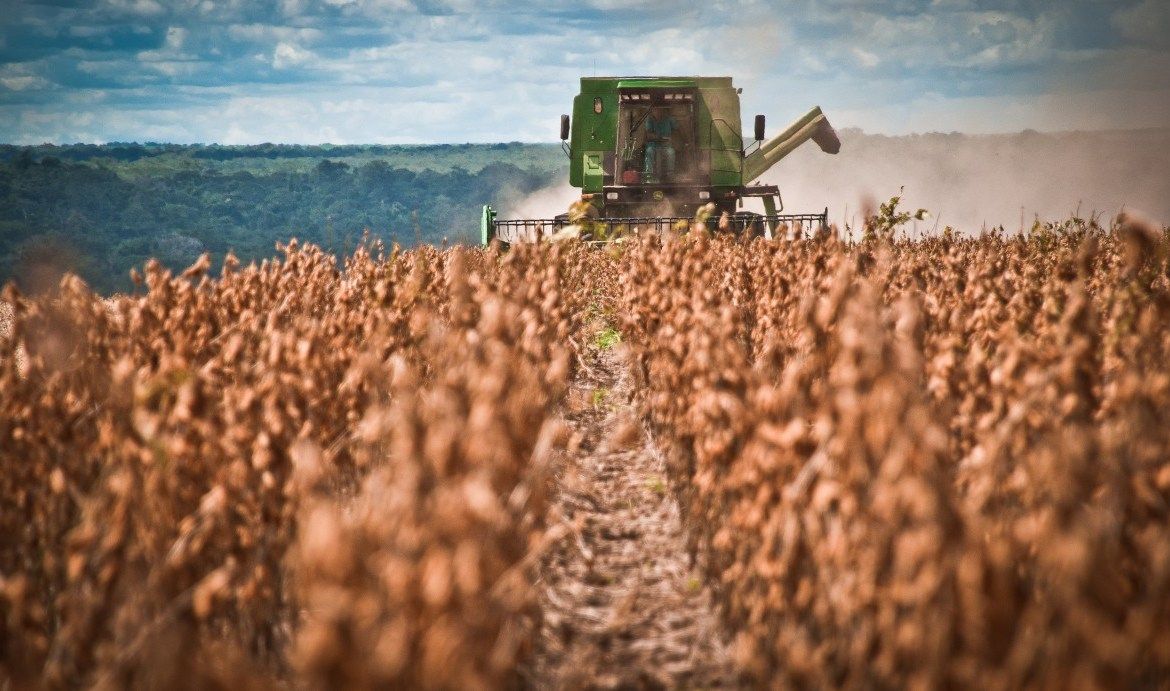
227, 24, 324, 44
222, 122, 252, 144
1, 76, 51, 91
146, 61, 196, 77
164, 27, 188, 50
272, 42, 317, 69
467, 56, 503, 74
64, 90, 111, 105
69, 25, 110, 38
77, 60, 114, 75
852, 48, 880, 68
136, 26, 196, 67
101, 0, 165, 16
0, 63, 54, 92
280, 0, 309, 17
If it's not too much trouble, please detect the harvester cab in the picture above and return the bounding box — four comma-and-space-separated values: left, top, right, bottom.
482, 76, 840, 245
617, 87, 698, 187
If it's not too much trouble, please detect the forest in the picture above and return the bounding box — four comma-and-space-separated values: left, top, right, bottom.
0, 142, 563, 293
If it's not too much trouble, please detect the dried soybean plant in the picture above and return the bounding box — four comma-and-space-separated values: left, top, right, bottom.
619, 219, 1170, 689
0, 239, 587, 688
3, 216, 1170, 690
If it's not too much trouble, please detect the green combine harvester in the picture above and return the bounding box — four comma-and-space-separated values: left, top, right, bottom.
481, 76, 840, 244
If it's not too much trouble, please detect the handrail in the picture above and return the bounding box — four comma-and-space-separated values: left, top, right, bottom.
486, 211, 828, 245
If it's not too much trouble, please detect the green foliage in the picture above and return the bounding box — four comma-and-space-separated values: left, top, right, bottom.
591, 387, 609, 409
0, 143, 566, 293
565, 197, 606, 241
865, 187, 929, 241
1026, 214, 1104, 254
594, 327, 621, 350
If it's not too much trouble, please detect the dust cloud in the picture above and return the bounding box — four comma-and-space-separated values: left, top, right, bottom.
500, 127, 1168, 236
750, 127, 1170, 234
499, 183, 579, 221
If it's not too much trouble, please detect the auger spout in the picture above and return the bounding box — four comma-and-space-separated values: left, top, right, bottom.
743, 106, 840, 183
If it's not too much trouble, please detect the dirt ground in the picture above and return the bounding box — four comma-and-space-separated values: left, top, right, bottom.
527, 343, 740, 689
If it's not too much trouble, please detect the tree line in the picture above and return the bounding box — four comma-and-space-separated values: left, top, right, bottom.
0, 144, 562, 293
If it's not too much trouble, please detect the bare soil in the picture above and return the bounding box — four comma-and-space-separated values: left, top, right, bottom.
528, 344, 739, 689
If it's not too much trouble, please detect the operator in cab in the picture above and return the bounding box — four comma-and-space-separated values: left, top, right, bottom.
643, 108, 677, 183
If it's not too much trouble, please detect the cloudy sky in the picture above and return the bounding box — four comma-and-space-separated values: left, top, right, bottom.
1, 0, 1168, 144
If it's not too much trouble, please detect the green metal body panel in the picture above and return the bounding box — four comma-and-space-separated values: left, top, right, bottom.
481, 204, 495, 245
582, 152, 605, 190
616, 78, 697, 89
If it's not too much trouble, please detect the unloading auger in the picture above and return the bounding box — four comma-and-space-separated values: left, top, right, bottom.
482, 76, 840, 245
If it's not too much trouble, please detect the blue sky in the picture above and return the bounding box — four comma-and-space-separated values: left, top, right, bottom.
1, 0, 1168, 143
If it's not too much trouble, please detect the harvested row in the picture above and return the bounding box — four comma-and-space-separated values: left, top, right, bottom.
618, 220, 1170, 689
0, 240, 585, 687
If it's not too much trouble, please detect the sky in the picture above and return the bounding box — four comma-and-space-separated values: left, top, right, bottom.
1, 0, 1168, 144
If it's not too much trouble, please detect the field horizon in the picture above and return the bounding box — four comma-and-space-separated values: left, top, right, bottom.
2, 126, 1167, 293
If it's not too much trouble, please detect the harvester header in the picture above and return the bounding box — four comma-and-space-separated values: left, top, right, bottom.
483, 76, 840, 244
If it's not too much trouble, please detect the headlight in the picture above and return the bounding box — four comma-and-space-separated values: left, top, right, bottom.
606, 192, 619, 200
698, 191, 710, 200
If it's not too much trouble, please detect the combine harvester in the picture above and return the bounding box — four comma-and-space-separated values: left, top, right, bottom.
482, 76, 840, 244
